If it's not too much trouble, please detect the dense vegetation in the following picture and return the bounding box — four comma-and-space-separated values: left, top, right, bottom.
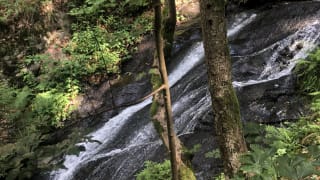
0, 0, 153, 178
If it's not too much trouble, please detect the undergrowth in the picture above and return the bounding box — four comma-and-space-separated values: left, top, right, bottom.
136, 160, 172, 180
0, 0, 153, 179
227, 48, 320, 179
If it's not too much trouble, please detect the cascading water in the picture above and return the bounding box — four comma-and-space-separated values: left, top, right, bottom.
50, 42, 206, 180
51, 12, 257, 180
232, 19, 320, 88
51, 2, 320, 180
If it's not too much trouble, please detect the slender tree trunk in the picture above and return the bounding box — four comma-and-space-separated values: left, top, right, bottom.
199, 0, 247, 177
163, 0, 177, 57
151, 1, 196, 179
153, 0, 179, 179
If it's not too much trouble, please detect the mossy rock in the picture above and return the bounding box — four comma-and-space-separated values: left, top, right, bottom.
180, 164, 196, 180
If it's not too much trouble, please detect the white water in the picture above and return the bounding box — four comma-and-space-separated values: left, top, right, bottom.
169, 42, 204, 86
51, 36, 205, 180
51, 13, 257, 180
228, 13, 257, 37
233, 19, 320, 88
174, 86, 211, 134
51, 47, 204, 178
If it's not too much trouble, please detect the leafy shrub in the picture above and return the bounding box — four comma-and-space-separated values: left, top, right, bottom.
310, 92, 320, 113
68, 0, 149, 18
295, 48, 320, 93
32, 90, 76, 127
0, 82, 17, 123
66, 27, 121, 74
0, 129, 85, 180
0, 86, 34, 131
233, 120, 320, 180
0, 54, 81, 134
67, 0, 153, 64
0, 134, 41, 180
0, 0, 41, 23
0, 0, 154, 179
136, 160, 171, 180
136, 160, 196, 180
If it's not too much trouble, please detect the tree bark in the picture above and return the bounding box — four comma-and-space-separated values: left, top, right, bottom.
199, 0, 247, 177
163, 0, 177, 58
153, 0, 180, 179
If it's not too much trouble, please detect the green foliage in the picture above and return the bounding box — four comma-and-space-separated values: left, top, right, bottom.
0, 129, 85, 179
68, 14, 153, 61
233, 48, 320, 180
0, 0, 41, 23
215, 173, 227, 180
275, 148, 320, 180
183, 144, 201, 156
205, 149, 221, 159
179, 164, 196, 180
237, 144, 277, 179
0, 133, 41, 180
1, 0, 153, 179
66, 26, 121, 74
236, 118, 320, 180
309, 92, 320, 116
136, 160, 196, 180
136, 160, 171, 180
0, 54, 81, 142
32, 90, 75, 127
68, 0, 149, 18
238, 116, 319, 179
2, 86, 77, 133
11, 54, 81, 130
150, 68, 163, 89
0, 82, 15, 113
67, 0, 153, 66
295, 48, 320, 93
183, 144, 202, 163
239, 123, 319, 179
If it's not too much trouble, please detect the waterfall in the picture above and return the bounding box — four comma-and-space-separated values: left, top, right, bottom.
50, 4, 320, 178
50, 12, 257, 180
233, 19, 320, 88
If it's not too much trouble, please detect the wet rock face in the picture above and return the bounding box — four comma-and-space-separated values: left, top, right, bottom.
73, 143, 166, 180
229, 1, 320, 123
112, 78, 152, 107
236, 0, 309, 8
230, 1, 320, 55
236, 75, 307, 123
50, 2, 320, 180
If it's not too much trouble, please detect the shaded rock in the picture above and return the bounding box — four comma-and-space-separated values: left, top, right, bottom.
229, 1, 320, 55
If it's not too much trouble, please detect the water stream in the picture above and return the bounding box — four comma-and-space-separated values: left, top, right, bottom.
51, 3, 320, 180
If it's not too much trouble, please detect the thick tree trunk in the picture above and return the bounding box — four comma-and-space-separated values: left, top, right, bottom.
199, 0, 247, 177
153, 0, 180, 179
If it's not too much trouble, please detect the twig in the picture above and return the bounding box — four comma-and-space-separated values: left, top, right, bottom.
95, 84, 166, 114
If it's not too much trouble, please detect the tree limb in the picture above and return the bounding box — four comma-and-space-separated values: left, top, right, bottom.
95, 84, 166, 114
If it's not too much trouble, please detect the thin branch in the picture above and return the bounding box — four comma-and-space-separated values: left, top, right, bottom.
64, 84, 166, 129
94, 84, 166, 114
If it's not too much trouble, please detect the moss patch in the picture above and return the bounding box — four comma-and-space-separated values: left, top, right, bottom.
179, 164, 196, 180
